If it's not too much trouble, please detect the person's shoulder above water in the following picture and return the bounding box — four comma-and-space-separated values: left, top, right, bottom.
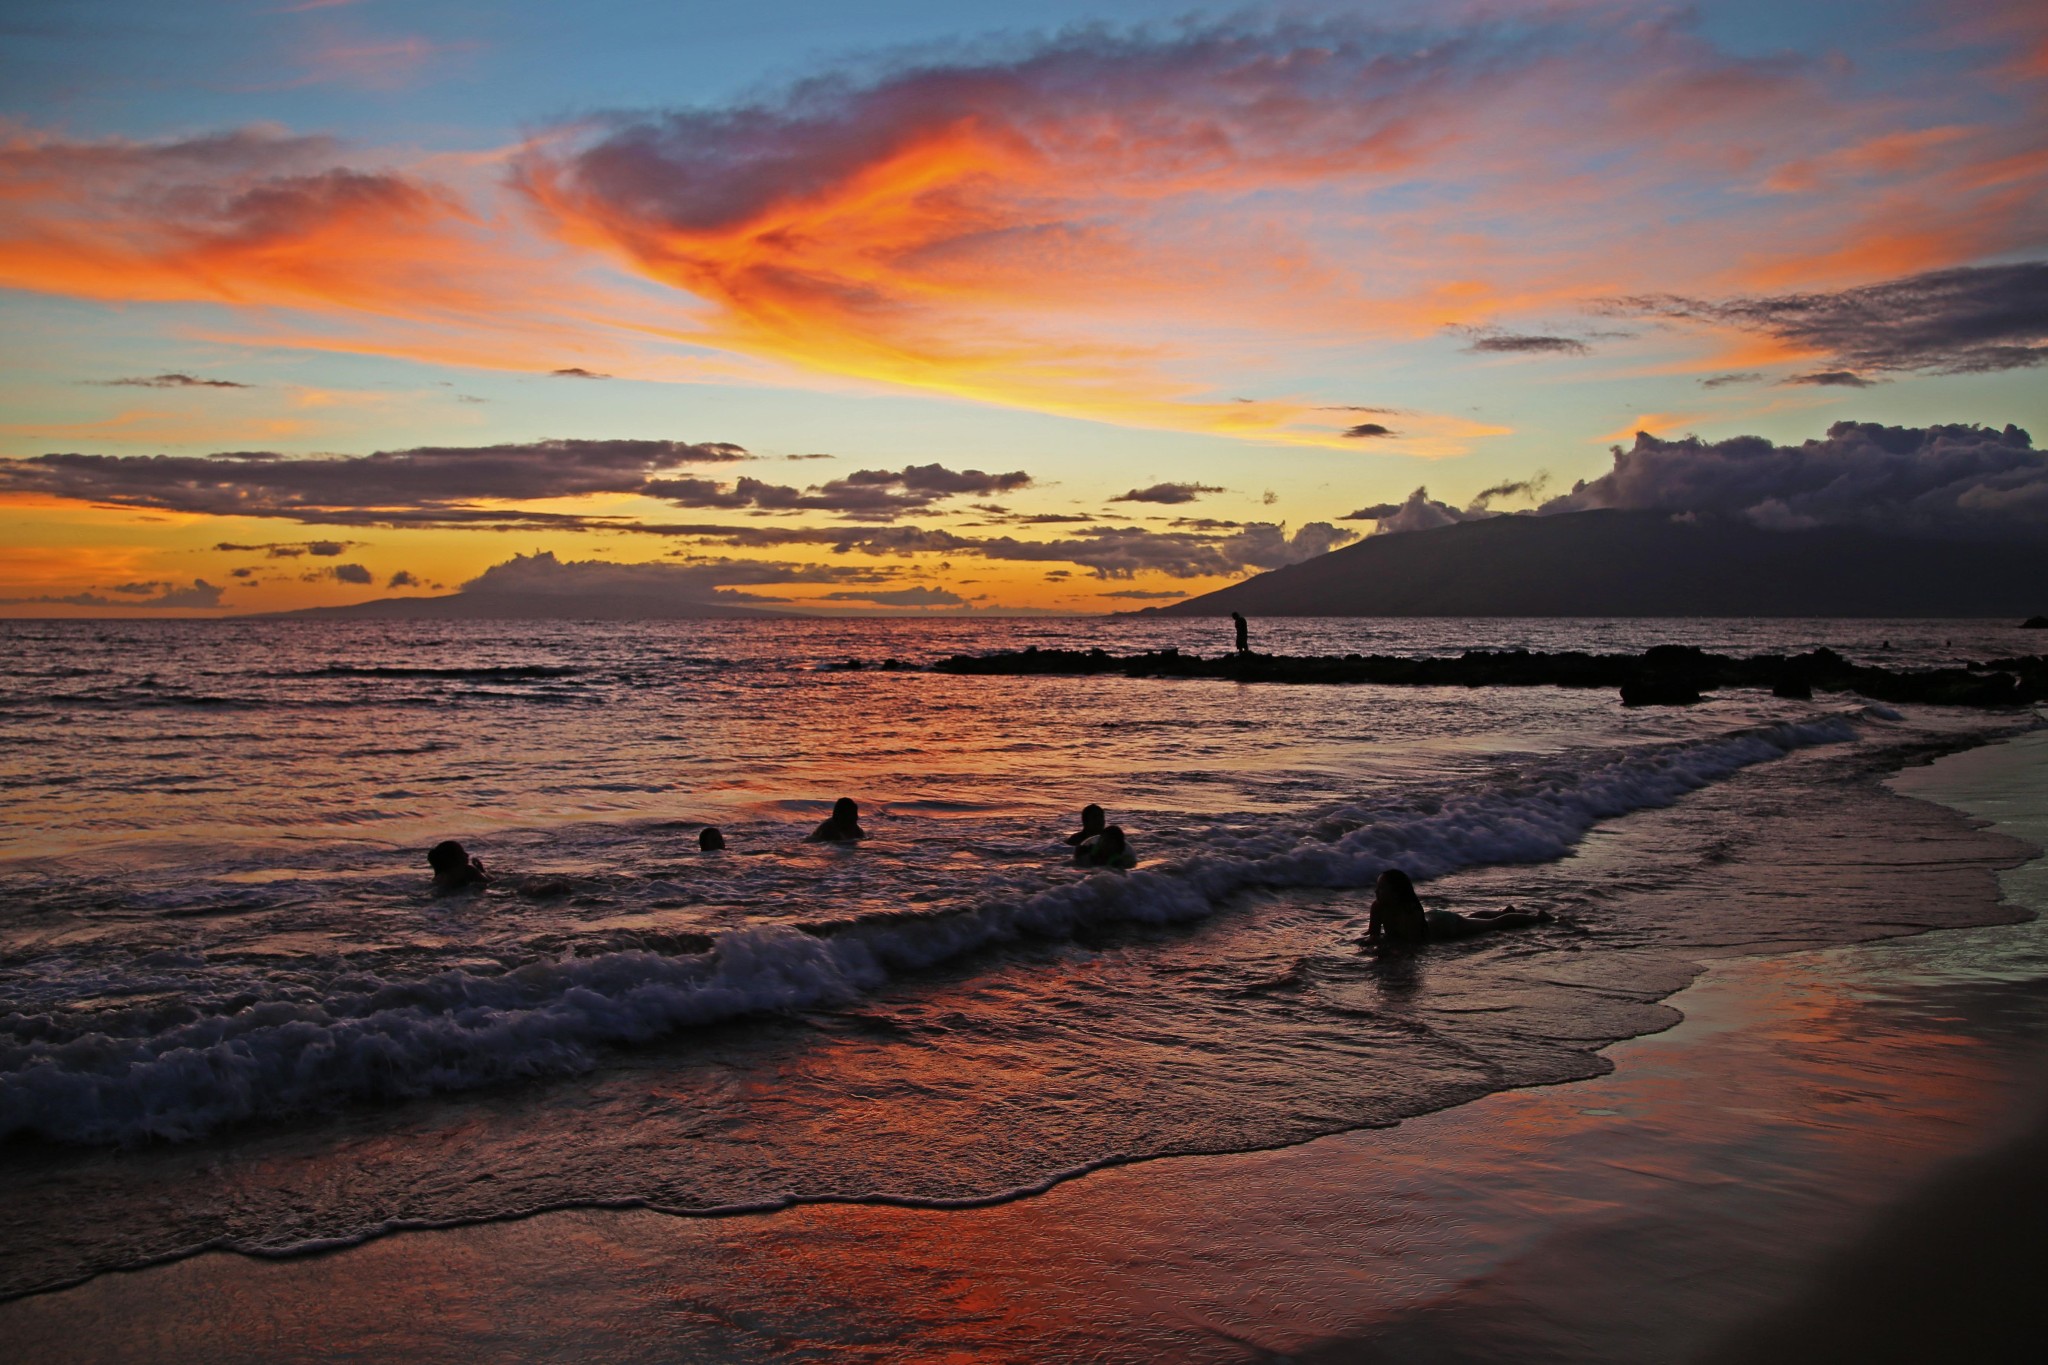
1065, 803, 1107, 846
427, 839, 488, 894
1075, 824, 1136, 868
806, 797, 868, 843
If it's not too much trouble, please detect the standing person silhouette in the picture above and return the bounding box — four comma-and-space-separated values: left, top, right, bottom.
1232, 612, 1250, 654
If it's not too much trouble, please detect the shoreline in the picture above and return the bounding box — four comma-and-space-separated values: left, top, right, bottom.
2, 729, 2043, 1360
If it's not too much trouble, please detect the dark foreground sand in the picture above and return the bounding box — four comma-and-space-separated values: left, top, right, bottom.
6, 733, 2046, 1364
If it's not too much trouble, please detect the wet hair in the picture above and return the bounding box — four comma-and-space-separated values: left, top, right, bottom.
699, 826, 725, 851
427, 840, 471, 878
1080, 804, 1105, 830
832, 797, 859, 822
1375, 868, 1421, 905
1097, 825, 1127, 852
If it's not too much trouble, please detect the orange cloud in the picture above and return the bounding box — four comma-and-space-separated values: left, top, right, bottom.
2, 8, 2041, 445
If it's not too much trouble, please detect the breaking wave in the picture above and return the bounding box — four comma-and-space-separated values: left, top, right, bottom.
0, 714, 1861, 1145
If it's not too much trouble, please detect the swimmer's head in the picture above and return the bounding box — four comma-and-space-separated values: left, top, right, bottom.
427, 840, 471, 877
832, 797, 859, 822
1097, 825, 1127, 852
1080, 803, 1105, 832
699, 826, 725, 851
1376, 868, 1415, 899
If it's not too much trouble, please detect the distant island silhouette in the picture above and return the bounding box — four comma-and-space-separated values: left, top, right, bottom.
1138, 510, 2048, 619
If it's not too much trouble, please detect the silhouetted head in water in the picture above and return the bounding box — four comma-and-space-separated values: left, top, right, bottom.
1365, 867, 1426, 947
698, 826, 725, 851
806, 797, 867, 843
427, 839, 487, 893
1076, 824, 1136, 868
1065, 803, 1107, 845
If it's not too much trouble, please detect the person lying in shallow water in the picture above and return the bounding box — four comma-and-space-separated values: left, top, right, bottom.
1074, 824, 1137, 869
427, 839, 488, 895
1065, 804, 1107, 846
1361, 868, 1549, 949
806, 797, 868, 843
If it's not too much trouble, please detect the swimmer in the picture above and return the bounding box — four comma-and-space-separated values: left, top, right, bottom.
1362, 868, 1427, 948
699, 826, 726, 851
1065, 803, 1108, 846
806, 797, 868, 843
1074, 824, 1137, 869
1422, 904, 1551, 939
1361, 868, 1549, 950
427, 839, 488, 895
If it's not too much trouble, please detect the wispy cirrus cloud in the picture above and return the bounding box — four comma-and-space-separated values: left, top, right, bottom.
95, 373, 252, 389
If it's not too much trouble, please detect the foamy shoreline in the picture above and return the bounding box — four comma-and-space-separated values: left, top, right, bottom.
3, 728, 2042, 1361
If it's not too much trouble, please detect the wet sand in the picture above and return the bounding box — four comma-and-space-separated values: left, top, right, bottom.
5, 732, 2045, 1363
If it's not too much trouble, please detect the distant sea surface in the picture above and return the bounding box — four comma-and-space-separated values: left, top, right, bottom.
0, 616, 2039, 1300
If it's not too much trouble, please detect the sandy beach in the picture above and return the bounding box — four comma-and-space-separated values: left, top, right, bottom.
4, 728, 2042, 1363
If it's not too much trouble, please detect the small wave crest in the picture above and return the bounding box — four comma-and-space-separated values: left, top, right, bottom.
0, 715, 1860, 1146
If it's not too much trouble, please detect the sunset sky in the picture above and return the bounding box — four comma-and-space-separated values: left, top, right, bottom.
2, 0, 2043, 614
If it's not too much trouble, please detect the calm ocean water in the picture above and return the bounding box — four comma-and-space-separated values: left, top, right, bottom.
0, 615, 2038, 1299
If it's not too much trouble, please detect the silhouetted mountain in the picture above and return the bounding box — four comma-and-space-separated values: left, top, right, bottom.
266, 594, 779, 621
1140, 510, 2048, 617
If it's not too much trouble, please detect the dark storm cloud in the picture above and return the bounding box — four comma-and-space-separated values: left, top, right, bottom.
0, 579, 225, 609
96, 373, 250, 389
329, 563, 373, 584
1539, 420, 2046, 537
0, 438, 753, 525
1109, 482, 1224, 505
388, 570, 420, 587
1342, 423, 1395, 438
1608, 262, 2048, 376
1784, 370, 1876, 388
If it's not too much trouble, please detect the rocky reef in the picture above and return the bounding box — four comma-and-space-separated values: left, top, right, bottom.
933, 644, 2048, 709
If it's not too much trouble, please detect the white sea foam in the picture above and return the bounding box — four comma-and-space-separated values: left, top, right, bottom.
0, 715, 1860, 1145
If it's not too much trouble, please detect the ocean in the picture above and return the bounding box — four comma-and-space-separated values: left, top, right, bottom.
0, 615, 2039, 1303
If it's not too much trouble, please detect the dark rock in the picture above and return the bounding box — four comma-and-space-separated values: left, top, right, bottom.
930, 645, 2048, 710
1620, 676, 1704, 707
2022, 616, 2048, 629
